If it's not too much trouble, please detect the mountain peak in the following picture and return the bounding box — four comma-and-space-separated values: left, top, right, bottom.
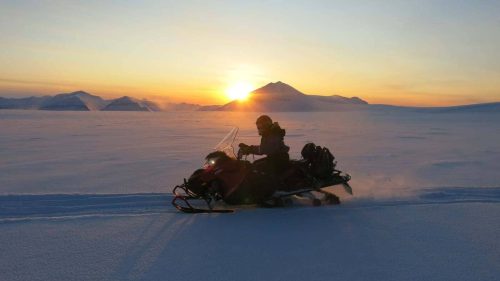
253, 81, 305, 96
67, 90, 93, 97
116, 96, 135, 101
71, 90, 89, 94
40, 90, 106, 111
103, 96, 160, 112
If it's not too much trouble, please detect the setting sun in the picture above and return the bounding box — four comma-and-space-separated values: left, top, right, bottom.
226, 82, 254, 101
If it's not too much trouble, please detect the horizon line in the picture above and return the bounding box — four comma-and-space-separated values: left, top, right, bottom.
1, 90, 499, 109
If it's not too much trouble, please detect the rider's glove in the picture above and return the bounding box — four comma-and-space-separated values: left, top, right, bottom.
238, 143, 251, 155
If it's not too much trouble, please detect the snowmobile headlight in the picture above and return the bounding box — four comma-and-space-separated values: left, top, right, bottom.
204, 157, 218, 168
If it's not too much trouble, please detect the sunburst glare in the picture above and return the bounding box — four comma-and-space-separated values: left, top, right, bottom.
226, 82, 254, 101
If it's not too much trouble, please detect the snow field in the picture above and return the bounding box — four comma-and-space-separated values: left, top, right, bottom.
0, 109, 499, 280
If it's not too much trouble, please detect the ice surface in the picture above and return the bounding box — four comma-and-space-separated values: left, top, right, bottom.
0, 109, 499, 281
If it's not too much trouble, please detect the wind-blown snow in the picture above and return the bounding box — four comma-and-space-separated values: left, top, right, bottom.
0, 109, 499, 281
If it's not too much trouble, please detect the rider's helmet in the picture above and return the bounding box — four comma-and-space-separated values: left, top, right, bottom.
256, 115, 273, 136
301, 143, 317, 162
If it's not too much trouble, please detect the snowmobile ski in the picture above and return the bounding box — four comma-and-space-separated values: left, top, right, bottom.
172, 198, 234, 213
172, 183, 234, 213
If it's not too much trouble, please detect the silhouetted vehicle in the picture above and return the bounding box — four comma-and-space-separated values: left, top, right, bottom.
172, 127, 352, 213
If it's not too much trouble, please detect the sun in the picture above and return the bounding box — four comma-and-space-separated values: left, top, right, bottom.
226, 82, 253, 101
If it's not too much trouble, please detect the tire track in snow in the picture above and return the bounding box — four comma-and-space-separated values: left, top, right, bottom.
1, 187, 499, 223
0, 193, 176, 223
343, 187, 500, 209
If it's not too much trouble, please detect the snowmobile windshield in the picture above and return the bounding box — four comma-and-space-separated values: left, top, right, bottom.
213, 127, 238, 159
203, 127, 238, 168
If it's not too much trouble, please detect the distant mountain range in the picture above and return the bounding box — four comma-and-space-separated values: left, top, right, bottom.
0, 82, 368, 112
1, 82, 498, 112
0, 91, 163, 112
369, 102, 500, 113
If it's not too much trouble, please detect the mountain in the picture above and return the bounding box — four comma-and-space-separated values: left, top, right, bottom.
0, 96, 52, 109
218, 81, 368, 112
311, 94, 368, 105
2, 85, 496, 113
368, 102, 500, 113
0, 91, 161, 112
198, 104, 224, 111
102, 96, 160, 112
252, 81, 306, 97
430, 102, 500, 113
40, 91, 107, 111
162, 102, 202, 111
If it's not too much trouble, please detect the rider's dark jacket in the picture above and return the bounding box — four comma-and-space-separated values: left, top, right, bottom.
249, 122, 290, 173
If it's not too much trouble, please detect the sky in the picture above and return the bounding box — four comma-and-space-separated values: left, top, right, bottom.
1, 0, 499, 106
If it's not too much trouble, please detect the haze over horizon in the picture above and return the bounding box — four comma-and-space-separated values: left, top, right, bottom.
1, 0, 500, 106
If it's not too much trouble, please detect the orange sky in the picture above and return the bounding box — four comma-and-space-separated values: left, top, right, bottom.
1, 1, 499, 106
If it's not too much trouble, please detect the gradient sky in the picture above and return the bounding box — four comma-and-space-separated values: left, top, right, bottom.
1, 0, 499, 106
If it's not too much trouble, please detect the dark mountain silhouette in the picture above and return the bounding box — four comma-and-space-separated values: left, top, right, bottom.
102, 96, 159, 112
0, 95, 52, 109
431, 102, 500, 113
218, 81, 367, 112
163, 102, 203, 111
369, 102, 500, 113
0, 91, 161, 112
40, 91, 107, 111
198, 104, 224, 111
1, 83, 498, 113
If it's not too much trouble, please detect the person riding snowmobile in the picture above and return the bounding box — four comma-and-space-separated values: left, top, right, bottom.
194, 151, 277, 205
172, 120, 352, 212
239, 115, 290, 175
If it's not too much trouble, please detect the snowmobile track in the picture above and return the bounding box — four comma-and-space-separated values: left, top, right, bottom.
1, 187, 499, 223
0, 193, 177, 223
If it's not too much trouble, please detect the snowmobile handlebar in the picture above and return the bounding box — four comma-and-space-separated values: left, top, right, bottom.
237, 148, 244, 160
237, 143, 251, 160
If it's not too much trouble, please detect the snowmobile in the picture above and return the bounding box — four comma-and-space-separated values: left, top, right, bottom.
172, 127, 353, 213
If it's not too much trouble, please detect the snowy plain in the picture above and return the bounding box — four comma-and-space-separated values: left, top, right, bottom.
0, 109, 499, 281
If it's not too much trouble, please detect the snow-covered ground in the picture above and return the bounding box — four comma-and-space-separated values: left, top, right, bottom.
1, 109, 499, 280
